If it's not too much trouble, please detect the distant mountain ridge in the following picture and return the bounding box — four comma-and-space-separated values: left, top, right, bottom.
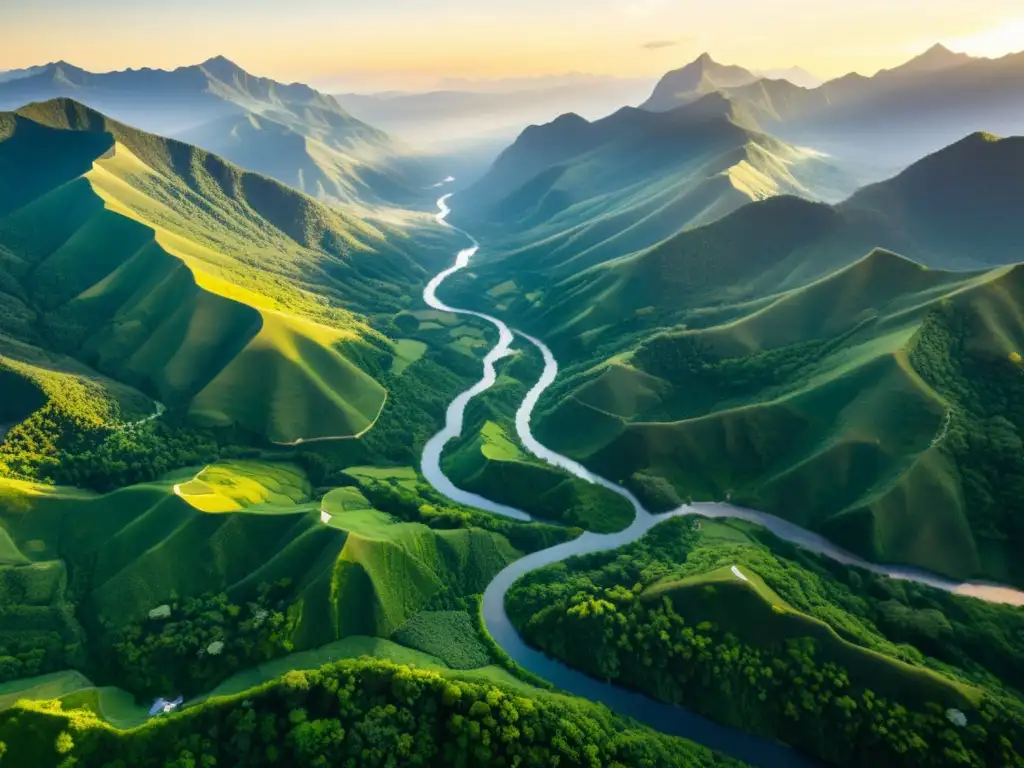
0, 57, 429, 206
477, 130, 1024, 355
753, 66, 821, 89
0, 63, 50, 84
444, 129, 1024, 586
334, 76, 656, 148
450, 93, 855, 284
643, 45, 1024, 173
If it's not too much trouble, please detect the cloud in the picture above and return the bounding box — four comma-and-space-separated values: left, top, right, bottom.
641, 39, 680, 50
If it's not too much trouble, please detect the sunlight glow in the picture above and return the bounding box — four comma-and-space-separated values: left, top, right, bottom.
948, 18, 1024, 58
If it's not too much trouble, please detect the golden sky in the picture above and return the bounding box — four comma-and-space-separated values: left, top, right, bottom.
2, 0, 1023, 89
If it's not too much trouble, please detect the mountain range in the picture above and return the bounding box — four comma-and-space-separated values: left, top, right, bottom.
446, 43, 1024, 291
753, 66, 821, 88
449, 90, 856, 278
0, 97, 452, 446
446, 129, 1024, 586
0, 64, 49, 84
644, 45, 1024, 172
4, 32, 1024, 768
0, 57, 431, 206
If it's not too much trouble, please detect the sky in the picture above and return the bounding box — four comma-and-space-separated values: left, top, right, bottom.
1, 0, 1023, 91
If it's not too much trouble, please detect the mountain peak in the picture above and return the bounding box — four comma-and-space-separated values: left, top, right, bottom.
202, 55, 238, 67
40, 60, 89, 86
200, 55, 246, 79
642, 53, 759, 112
16, 97, 110, 132
550, 111, 589, 126
885, 43, 972, 77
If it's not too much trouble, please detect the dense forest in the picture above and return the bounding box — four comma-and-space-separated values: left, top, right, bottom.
630, 323, 869, 422
506, 516, 1024, 767
0, 561, 84, 684
908, 304, 1024, 585
357, 475, 579, 554
98, 581, 295, 700
0, 658, 742, 768
0, 364, 249, 494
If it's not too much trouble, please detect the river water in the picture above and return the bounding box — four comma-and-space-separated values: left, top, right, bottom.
420, 190, 1024, 767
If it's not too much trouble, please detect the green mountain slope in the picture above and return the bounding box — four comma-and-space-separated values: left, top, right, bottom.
0, 466, 520, 674
506, 516, 1024, 767
466, 132, 1024, 358
444, 133, 1024, 585
449, 98, 853, 291
535, 252, 1024, 584
0, 58, 427, 206
840, 132, 1024, 268
0, 98, 450, 445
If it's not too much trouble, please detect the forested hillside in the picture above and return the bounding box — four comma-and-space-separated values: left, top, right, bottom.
507, 516, 1024, 766
0, 98, 462, 487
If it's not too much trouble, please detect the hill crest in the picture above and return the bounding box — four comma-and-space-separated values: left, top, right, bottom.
642, 53, 760, 112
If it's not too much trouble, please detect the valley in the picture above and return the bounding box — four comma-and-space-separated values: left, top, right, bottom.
3, 23, 1024, 767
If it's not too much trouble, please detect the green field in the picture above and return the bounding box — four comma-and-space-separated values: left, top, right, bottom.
390, 338, 427, 376
174, 460, 312, 513
0, 670, 152, 729
344, 464, 419, 489
391, 610, 493, 670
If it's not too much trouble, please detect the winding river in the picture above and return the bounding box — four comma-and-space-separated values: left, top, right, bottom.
420, 189, 1024, 767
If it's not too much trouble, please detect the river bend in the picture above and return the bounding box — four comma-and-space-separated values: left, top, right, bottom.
420, 189, 1024, 767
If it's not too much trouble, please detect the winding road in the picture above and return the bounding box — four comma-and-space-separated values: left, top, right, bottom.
420, 187, 1024, 767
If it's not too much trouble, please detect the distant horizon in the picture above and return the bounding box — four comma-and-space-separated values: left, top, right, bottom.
4, 42, 1022, 96
2, 1, 1023, 92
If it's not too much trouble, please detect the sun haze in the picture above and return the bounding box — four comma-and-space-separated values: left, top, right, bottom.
1, 0, 1022, 88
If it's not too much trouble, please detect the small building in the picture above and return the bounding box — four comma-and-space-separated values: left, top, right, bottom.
148, 696, 184, 717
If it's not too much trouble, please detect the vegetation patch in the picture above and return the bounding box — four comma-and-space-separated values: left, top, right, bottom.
173, 461, 311, 513
0, 658, 740, 768
101, 581, 294, 700
507, 516, 1024, 767
389, 339, 427, 377
391, 610, 492, 670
